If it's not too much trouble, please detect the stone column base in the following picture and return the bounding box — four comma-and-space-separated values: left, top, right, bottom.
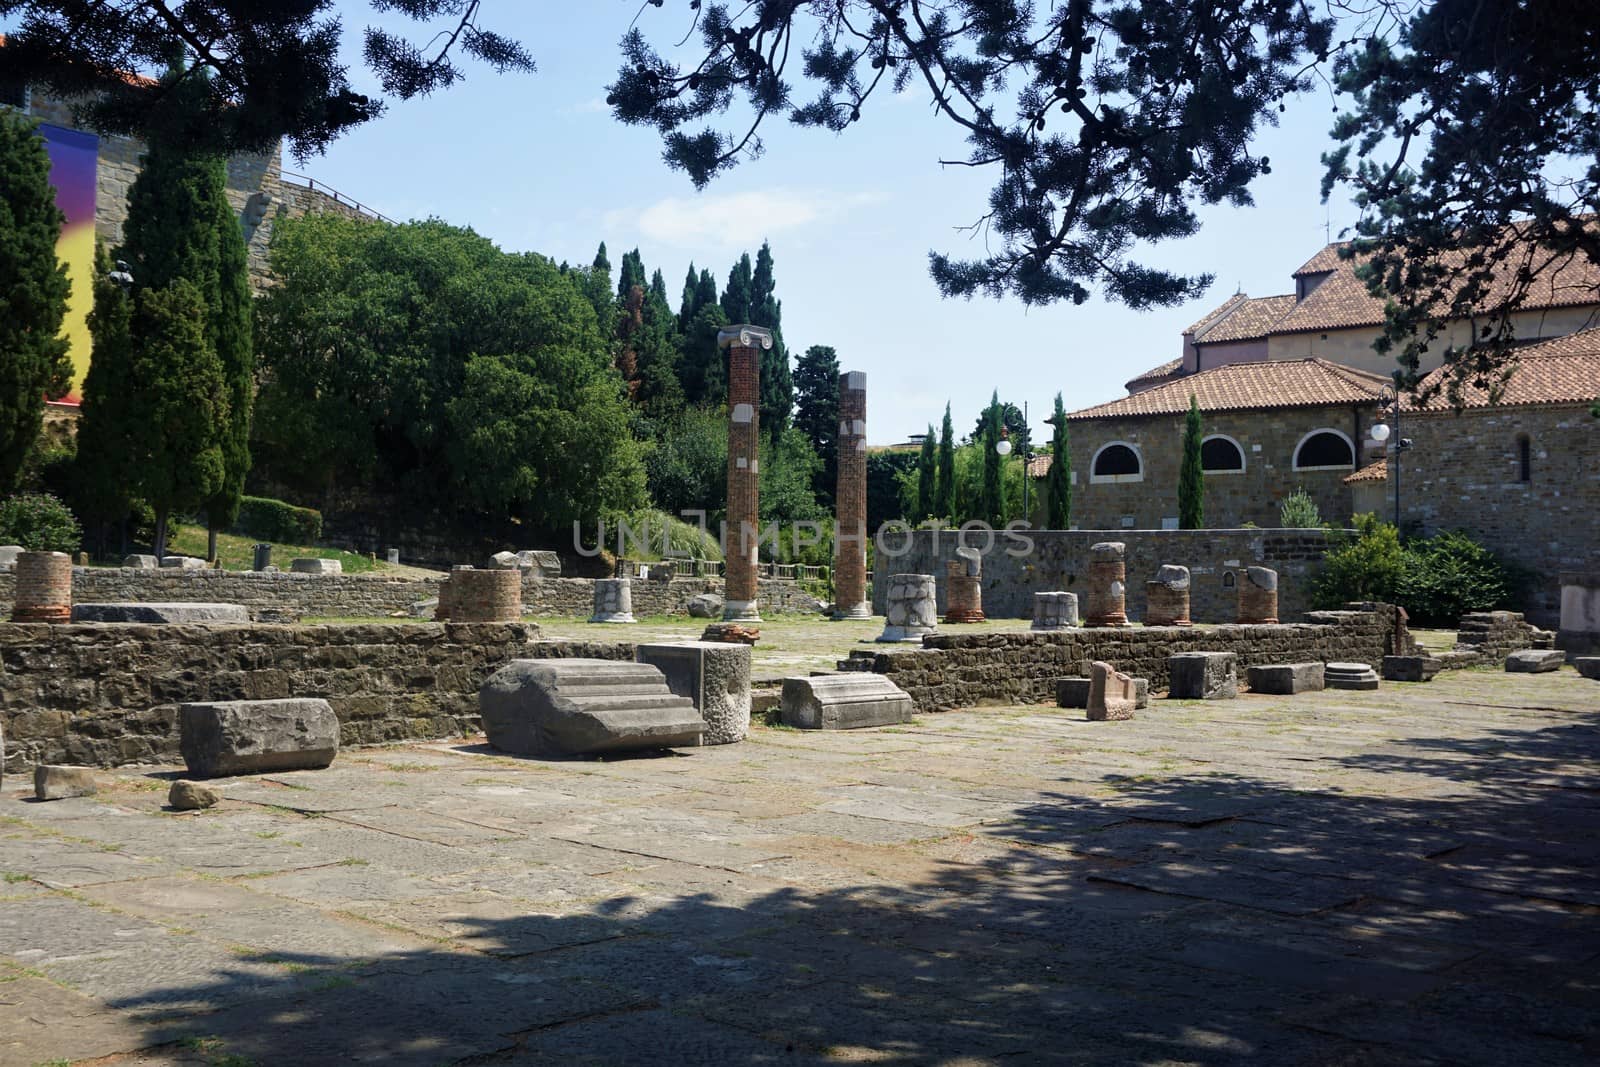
832, 602, 872, 620
943, 608, 986, 624
721, 599, 762, 623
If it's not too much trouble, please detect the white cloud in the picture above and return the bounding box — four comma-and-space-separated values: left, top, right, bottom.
608, 188, 885, 249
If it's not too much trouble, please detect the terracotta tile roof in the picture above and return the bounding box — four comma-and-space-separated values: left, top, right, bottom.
1026, 453, 1054, 478
1195, 294, 1296, 344
1405, 328, 1600, 411
1068, 358, 1389, 421
1124, 357, 1184, 391
1344, 457, 1387, 484
1273, 227, 1600, 336
1183, 292, 1249, 335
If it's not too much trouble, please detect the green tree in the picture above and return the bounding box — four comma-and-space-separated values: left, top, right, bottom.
720, 254, 752, 325
971, 401, 1031, 453
1045, 394, 1072, 530
759, 423, 824, 528
1312, 513, 1404, 608
616, 248, 646, 302
935, 403, 956, 520
583, 242, 614, 330
1178, 394, 1204, 529
791, 343, 839, 502
2, 1, 532, 157
750, 241, 793, 437
73, 244, 140, 545
915, 426, 936, 521
677, 263, 701, 332
0, 108, 72, 493
677, 302, 730, 407
646, 407, 726, 518
648, 268, 669, 306
129, 279, 229, 557
633, 286, 686, 420
979, 391, 1004, 527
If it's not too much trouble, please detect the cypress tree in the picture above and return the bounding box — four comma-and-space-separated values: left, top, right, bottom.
649, 268, 669, 306
916, 425, 937, 520
202, 151, 253, 559
1045, 392, 1072, 529
617, 248, 645, 302
721, 253, 752, 324
694, 268, 718, 312
935, 403, 955, 520
1179, 393, 1205, 529
792, 344, 840, 504
678, 262, 699, 332
633, 286, 685, 420
750, 241, 792, 437
980, 391, 1004, 526
0, 109, 72, 493
584, 242, 613, 329
74, 244, 139, 550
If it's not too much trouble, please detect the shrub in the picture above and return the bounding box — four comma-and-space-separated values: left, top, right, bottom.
1311, 512, 1401, 607
1279, 488, 1321, 528
231, 495, 323, 544
0, 492, 83, 552
1398, 530, 1525, 626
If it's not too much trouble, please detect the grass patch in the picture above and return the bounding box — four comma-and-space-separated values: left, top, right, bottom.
2, 872, 29, 884
162, 523, 378, 574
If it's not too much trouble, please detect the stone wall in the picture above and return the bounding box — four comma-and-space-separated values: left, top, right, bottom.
871, 528, 1340, 622
0, 569, 822, 622
1400, 404, 1599, 625
1065, 403, 1380, 530
0, 622, 635, 771
843, 609, 1395, 711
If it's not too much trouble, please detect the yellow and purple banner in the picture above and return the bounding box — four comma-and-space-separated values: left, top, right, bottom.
40, 122, 97, 406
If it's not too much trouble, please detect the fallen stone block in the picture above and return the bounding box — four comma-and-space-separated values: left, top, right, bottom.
1087, 661, 1137, 721
168, 781, 221, 810
780, 674, 914, 730
161, 555, 207, 570
71, 602, 250, 624
122, 554, 159, 569
516, 550, 561, 576
1247, 662, 1326, 694
1325, 662, 1381, 690
34, 765, 97, 800
1168, 652, 1238, 700
688, 592, 724, 619
1506, 649, 1565, 673
636, 642, 752, 745
1059, 675, 1147, 709
1573, 657, 1600, 680
1382, 655, 1442, 683
289, 558, 342, 575
480, 659, 703, 758
179, 698, 340, 778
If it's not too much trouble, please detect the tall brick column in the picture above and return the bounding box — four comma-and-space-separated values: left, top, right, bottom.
720, 325, 772, 622
833, 370, 870, 619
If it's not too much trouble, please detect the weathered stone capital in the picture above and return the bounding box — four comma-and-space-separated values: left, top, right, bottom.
717, 325, 774, 351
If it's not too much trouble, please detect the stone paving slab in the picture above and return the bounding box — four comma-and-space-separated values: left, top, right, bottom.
1, 667, 1598, 1064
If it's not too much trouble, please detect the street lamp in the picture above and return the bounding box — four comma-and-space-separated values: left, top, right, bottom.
993, 402, 1039, 524
1370, 382, 1413, 530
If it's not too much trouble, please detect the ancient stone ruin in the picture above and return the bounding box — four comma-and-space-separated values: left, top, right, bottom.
878, 573, 938, 643
1084, 541, 1130, 627
833, 369, 871, 619
944, 546, 985, 623
11, 550, 71, 623
1086, 660, 1138, 720
720, 325, 772, 623
1144, 564, 1191, 626
1032, 591, 1079, 631
1238, 566, 1280, 624
479, 659, 704, 757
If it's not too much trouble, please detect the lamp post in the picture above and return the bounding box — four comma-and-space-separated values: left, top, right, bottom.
1369, 382, 1412, 530
993, 402, 1037, 525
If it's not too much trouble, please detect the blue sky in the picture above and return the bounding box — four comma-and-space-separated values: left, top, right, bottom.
116, 4, 1377, 444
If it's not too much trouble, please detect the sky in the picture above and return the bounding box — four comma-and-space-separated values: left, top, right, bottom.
146, 4, 1377, 446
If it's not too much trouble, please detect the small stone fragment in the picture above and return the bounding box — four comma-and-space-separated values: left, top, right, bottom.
168, 780, 221, 810
34, 765, 98, 801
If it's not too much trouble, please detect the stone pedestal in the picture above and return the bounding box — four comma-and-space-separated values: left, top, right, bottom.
1247, 662, 1325, 694
444, 568, 522, 622
721, 325, 772, 622
1325, 662, 1381, 690
1087, 661, 1138, 721
11, 550, 71, 623
877, 573, 938, 643
589, 578, 636, 624
1085, 541, 1130, 627
1238, 566, 1279, 624
385, 548, 401, 565
833, 370, 871, 619
1144, 565, 1191, 626
780, 674, 914, 730
1168, 652, 1238, 699
636, 642, 752, 745
944, 548, 985, 623
1032, 591, 1079, 630
1557, 572, 1600, 658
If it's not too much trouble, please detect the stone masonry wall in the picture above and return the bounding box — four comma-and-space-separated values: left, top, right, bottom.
1400, 404, 1599, 626
0, 571, 821, 621
846, 608, 1396, 711
0, 622, 635, 771
872, 528, 1341, 622
1065, 403, 1382, 530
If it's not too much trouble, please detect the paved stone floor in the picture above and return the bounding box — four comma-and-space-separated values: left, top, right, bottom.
3, 667, 1598, 1066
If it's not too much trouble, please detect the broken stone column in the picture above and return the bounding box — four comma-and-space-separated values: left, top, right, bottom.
877, 573, 938, 643
1144, 565, 1192, 626
179, 698, 340, 778
1237, 566, 1279, 624
445, 567, 522, 622
1086, 661, 1138, 721
479, 659, 703, 757
780, 674, 914, 730
1084, 542, 1130, 627
589, 578, 636, 624
11, 550, 72, 623
833, 370, 871, 619
636, 641, 752, 745
720, 325, 772, 623
1168, 651, 1239, 699
1032, 591, 1079, 630
944, 546, 985, 623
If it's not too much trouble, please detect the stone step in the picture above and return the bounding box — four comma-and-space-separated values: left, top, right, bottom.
480, 658, 704, 757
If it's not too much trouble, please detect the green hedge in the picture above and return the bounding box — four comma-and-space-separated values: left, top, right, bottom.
231, 496, 323, 544
0, 493, 83, 553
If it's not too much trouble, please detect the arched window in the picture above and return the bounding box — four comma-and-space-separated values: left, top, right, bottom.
1201, 435, 1246, 474
1293, 429, 1355, 471
1516, 434, 1531, 482
1090, 442, 1143, 483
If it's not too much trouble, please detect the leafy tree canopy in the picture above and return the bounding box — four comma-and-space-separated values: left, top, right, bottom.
0, 0, 533, 158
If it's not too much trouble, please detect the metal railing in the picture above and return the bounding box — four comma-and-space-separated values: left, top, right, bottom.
280, 170, 396, 224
